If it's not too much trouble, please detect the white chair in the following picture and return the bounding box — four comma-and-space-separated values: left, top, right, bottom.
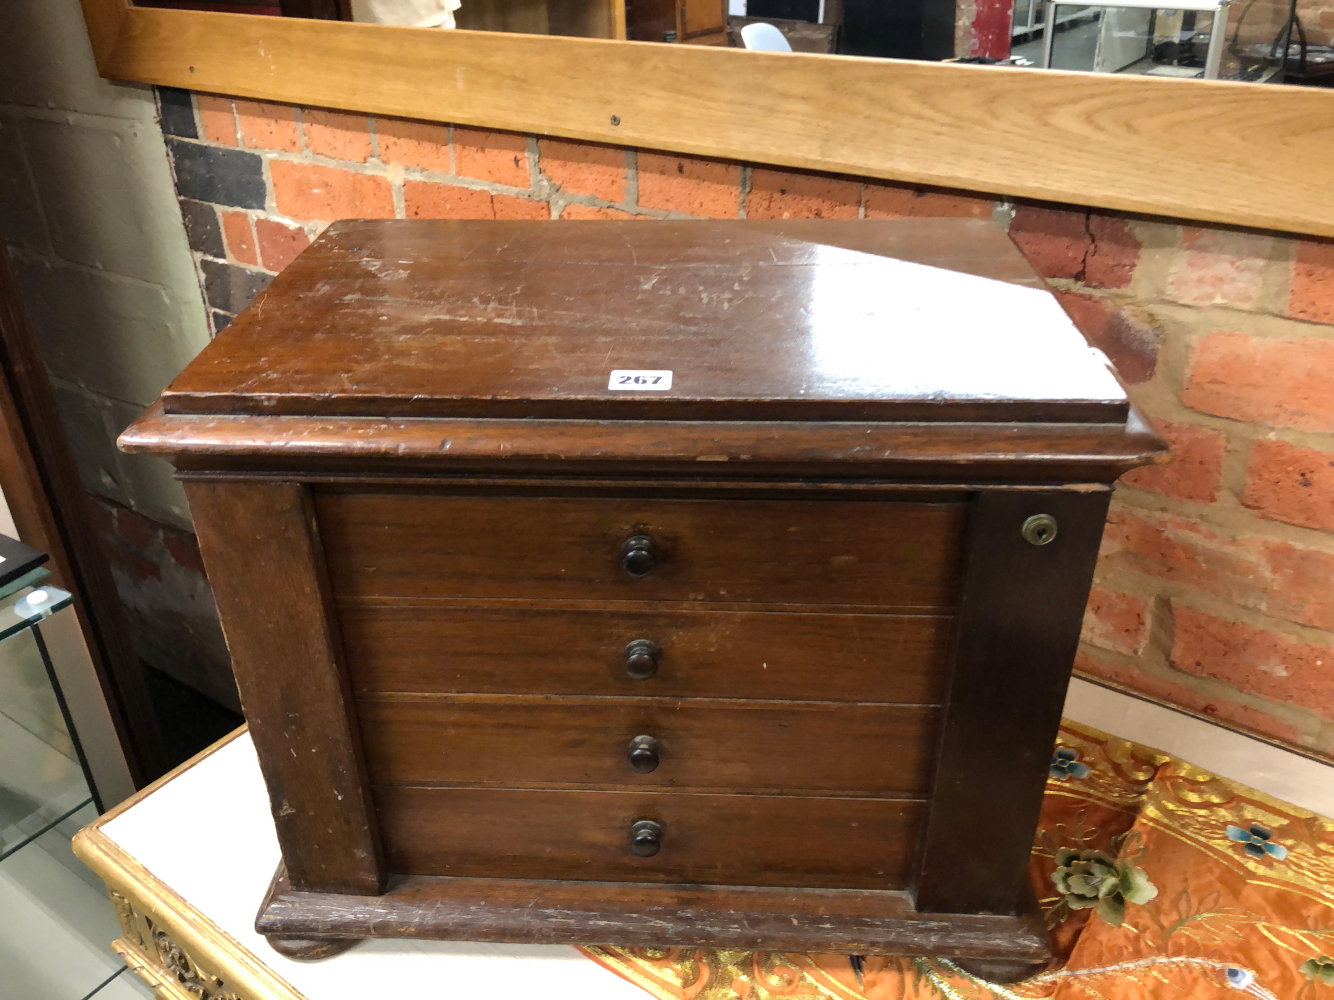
740, 22, 793, 51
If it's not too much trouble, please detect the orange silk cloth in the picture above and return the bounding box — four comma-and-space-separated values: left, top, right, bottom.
581, 720, 1334, 1000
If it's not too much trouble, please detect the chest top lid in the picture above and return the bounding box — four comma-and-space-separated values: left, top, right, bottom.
163, 218, 1127, 424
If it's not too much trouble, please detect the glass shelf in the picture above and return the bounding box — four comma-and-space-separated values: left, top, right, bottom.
1, 580, 74, 640
0, 554, 145, 997
0, 583, 92, 860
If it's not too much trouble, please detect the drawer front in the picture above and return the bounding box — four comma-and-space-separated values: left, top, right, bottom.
317, 493, 967, 609
357, 696, 938, 796
375, 786, 921, 889
339, 605, 952, 703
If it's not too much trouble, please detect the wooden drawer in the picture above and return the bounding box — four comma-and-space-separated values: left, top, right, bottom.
357, 695, 938, 796
374, 786, 922, 889
339, 604, 953, 703
317, 493, 966, 609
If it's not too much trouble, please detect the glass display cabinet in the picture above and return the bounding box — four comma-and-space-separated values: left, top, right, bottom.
0, 574, 91, 854
1227, 0, 1323, 83
0, 551, 149, 998
1039, 0, 1231, 77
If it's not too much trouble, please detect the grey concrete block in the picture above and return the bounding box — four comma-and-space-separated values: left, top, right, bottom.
0, 0, 213, 532
12, 254, 209, 407
0, 0, 157, 122
106, 397, 191, 530
49, 384, 191, 535
21, 116, 202, 291
50, 381, 128, 506
0, 119, 47, 253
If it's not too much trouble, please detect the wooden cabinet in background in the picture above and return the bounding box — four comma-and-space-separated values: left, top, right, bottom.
456, 0, 627, 38
628, 0, 727, 43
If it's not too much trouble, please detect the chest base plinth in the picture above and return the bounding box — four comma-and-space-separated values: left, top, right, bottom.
256, 863, 1051, 977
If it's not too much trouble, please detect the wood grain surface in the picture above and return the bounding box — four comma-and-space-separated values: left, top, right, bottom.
356, 694, 940, 795
117, 217, 1157, 961
162, 221, 1126, 424
83, 1, 1334, 236
122, 402, 1168, 483
316, 492, 967, 608
257, 867, 1051, 957
337, 602, 953, 702
373, 785, 923, 888
185, 481, 385, 895
914, 490, 1111, 915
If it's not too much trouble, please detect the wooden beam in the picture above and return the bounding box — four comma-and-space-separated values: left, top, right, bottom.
80, 0, 130, 65
84, 0, 1334, 236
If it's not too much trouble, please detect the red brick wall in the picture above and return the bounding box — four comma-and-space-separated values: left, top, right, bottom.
86, 492, 237, 711
155, 87, 1334, 757
1010, 206, 1334, 753
155, 88, 993, 331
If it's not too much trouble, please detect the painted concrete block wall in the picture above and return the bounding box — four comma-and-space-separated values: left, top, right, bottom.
0, 0, 231, 704
0, 0, 209, 528
155, 92, 1334, 757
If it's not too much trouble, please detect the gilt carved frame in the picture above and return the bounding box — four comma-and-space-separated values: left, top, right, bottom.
80, 0, 1334, 238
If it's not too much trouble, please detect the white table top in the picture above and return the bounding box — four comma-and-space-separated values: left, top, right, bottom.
100, 734, 650, 1000
94, 677, 1333, 999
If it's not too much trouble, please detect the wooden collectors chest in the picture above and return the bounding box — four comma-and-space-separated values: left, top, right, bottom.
121, 218, 1164, 979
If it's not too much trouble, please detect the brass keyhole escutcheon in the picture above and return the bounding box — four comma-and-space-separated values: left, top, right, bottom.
1021, 513, 1058, 546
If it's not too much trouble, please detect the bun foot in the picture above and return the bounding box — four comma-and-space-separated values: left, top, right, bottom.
265, 935, 359, 961
951, 957, 1047, 983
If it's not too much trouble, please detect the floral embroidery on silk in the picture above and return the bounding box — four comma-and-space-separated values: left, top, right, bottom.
1226, 824, 1290, 861
1049, 748, 1091, 781
582, 720, 1334, 1000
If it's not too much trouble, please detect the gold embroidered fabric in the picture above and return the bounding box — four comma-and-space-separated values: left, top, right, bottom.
582, 720, 1334, 999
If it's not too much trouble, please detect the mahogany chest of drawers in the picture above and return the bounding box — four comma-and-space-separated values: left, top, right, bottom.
122, 218, 1164, 979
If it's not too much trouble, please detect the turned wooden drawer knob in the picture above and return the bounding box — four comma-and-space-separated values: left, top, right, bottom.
627, 735, 660, 772
629, 819, 663, 857
622, 639, 661, 680
620, 534, 658, 577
